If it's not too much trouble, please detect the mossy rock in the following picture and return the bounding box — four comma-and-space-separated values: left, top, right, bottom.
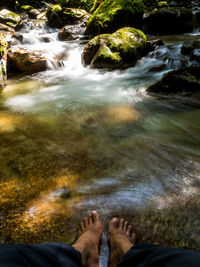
47, 7, 90, 28
143, 7, 193, 34
28, 8, 41, 19
0, 9, 21, 28
82, 27, 147, 69
20, 5, 33, 12
0, 33, 8, 58
0, 23, 15, 32
0, 33, 7, 89
52, 4, 63, 13
86, 0, 144, 36
147, 66, 200, 94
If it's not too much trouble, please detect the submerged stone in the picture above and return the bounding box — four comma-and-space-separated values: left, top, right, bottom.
86, 0, 144, 36
147, 66, 200, 95
82, 27, 147, 69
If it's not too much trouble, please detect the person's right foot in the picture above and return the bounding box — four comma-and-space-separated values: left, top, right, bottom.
72, 210, 103, 267
108, 217, 136, 267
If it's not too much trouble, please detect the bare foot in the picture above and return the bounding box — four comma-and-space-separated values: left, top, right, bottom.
72, 210, 103, 267
108, 217, 136, 267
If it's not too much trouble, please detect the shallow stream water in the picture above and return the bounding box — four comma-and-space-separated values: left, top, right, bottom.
0, 21, 200, 265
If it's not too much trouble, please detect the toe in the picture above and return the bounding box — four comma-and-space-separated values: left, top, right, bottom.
80, 222, 85, 232
88, 214, 92, 224
123, 221, 128, 232
91, 210, 100, 223
84, 217, 88, 228
119, 219, 125, 230
127, 225, 132, 236
109, 217, 119, 232
78, 229, 82, 236
131, 232, 136, 244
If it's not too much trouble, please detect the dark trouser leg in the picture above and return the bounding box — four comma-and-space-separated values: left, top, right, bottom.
119, 243, 200, 267
0, 242, 82, 267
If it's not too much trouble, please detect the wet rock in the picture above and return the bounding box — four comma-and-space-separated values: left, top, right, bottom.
169, 1, 179, 7
181, 41, 200, 62
28, 9, 41, 19
0, 33, 7, 89
143, 7, 193, 34
86, 0, 144, 36
8, 32, 23, 45
0, 23, 15, 32
58, 24, 84, 41
146, 39, 165, 53
47, 7, 90, 29
40, 36, 51, 43
0, 9, 21, 28
53, 187, 71, 200
82, 27, 147, 69
7, 47, 49, 74
147, 66, 200, 94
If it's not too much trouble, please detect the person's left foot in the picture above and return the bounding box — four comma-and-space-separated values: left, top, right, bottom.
72, 210, 103, 267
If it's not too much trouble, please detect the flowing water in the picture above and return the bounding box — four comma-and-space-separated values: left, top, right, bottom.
0, 20, 200, 265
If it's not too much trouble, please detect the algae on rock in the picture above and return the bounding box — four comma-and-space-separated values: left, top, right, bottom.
82, 27, 147, 69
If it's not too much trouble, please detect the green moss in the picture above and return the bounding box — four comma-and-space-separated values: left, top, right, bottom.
0, 9, 21, 25
97, 45, 121, 63
52, 4, 63, 13
86, 0, 144, 35
0, 33, 8, 58
20, 5, 33, 12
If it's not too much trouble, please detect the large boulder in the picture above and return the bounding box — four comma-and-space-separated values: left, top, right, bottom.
47, 6, 90, 28
147, 66, 200, 95
0, 33, 8, 89
82, 27, 147, 69
143, 7, 193, 34
0, 9, 21, 28
85, 0, 144, 36
7, 47, 49, 74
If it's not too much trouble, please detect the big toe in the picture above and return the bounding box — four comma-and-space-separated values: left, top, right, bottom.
109, 217, 119, 232
91, 210, 101, 223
